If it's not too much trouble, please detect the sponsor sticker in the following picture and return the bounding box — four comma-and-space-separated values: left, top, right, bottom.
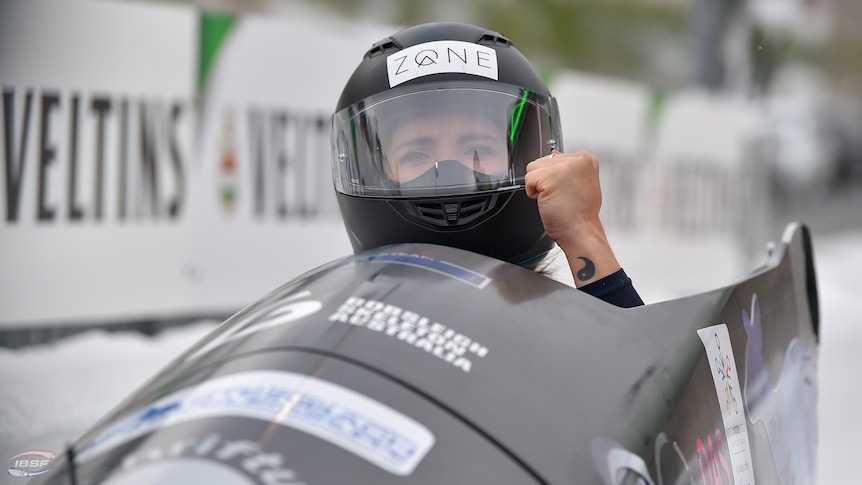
77, 371, 434, 476
7, 450, 56, 478
102, 459, 261, 485
106, 434, 302, 485
387, 40, 499, 87
697, 324, 755, 485
591, 437, 656, 485
356, 252, 491, 289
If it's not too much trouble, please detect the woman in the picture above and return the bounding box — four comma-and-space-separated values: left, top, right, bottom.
330, 21, 643, 308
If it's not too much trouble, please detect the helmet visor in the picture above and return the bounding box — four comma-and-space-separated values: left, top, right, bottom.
332, 82, 561, 197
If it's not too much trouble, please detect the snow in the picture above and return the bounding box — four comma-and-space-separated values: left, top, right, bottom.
1, 229, 860, 484
0, 322, 218, 480
808, 230, 862, 485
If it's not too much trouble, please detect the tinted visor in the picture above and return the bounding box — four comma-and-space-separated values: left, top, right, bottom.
332, 82, 561, 197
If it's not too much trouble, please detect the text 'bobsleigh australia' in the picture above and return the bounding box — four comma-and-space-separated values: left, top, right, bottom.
30, 223, 819, 485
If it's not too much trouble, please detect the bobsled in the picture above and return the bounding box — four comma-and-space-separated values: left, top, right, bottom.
29, 223, 819, 485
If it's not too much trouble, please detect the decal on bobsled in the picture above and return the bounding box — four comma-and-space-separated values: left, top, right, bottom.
185, 291, 323, 362
356, 252, 492, 289
591, 437, 656, 485
698, 323, 755, 485
102, 433, 304, 485
329, 296, 489, 373
77, 370, 435, 476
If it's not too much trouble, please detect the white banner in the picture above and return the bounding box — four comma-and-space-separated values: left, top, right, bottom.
0, 0, 393, 327
0, 0, 198, 326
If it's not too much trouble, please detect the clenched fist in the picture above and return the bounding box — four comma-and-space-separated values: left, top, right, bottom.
525, 150, 620, 286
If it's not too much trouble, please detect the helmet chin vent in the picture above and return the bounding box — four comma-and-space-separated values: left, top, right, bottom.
395, 193, 510, 229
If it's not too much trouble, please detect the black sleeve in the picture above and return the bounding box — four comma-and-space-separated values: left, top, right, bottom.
578, 268, 644, 308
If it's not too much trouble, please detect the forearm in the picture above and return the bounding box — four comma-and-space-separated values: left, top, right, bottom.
555, 219, 621, 288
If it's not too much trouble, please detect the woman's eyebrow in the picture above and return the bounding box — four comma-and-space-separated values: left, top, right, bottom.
391, 131, 502, 154
457, 133, 502, 144
393, 135, 435, 152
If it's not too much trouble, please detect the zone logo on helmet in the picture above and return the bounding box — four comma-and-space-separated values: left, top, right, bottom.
331, 22, 563, 267
387, 40, 499, 87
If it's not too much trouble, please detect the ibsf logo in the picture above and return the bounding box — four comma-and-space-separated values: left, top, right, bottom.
8, 450, 57, 478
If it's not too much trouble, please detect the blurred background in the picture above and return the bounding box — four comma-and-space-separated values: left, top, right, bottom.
1, 0, 860, 483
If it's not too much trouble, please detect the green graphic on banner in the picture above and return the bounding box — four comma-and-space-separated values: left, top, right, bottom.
199, 13, 235, 92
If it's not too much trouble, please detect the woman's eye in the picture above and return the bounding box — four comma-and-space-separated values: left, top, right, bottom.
397, 151, 431, 166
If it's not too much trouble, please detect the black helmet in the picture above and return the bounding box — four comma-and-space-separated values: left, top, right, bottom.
331, 21, 562, 266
